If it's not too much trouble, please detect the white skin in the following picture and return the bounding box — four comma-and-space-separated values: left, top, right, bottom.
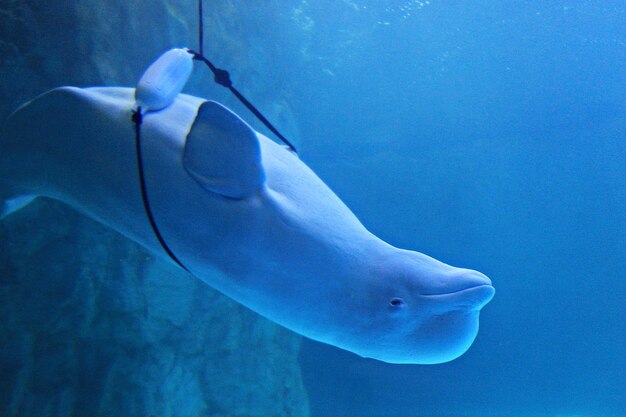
0, 87, 494, 364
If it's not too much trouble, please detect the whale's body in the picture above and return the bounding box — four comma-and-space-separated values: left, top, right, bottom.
0, 86, 494, 364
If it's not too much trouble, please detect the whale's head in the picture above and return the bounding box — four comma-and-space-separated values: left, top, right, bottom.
338, 249, 494, 364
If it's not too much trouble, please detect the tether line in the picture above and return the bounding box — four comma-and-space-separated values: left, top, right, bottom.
189, 0, 297, 153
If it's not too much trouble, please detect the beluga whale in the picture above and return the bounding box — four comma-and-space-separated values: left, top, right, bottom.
0, 49, 494, 364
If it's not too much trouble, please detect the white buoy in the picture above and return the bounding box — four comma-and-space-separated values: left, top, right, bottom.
134, 48, 193, 113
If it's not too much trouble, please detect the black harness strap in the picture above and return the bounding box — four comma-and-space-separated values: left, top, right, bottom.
132, 109, 189, 272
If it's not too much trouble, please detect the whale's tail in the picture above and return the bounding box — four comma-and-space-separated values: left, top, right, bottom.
1, 195, 36, 219
0, 148, 36, 219
1, 86, 123, 221
0, 107, 36, 220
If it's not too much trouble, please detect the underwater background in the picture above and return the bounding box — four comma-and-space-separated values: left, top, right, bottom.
0, 1, 624, 416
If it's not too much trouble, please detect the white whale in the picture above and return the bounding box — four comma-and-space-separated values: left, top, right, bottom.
0, 86, 494, 364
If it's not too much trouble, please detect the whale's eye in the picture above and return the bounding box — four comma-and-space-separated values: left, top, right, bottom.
389, 297, 405, 308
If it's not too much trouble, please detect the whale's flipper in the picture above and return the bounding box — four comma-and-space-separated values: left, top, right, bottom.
1, 195, 36, 219
183, 101, 266, 199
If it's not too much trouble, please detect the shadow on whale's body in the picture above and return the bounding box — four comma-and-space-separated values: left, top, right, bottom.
0, 85, 494, 364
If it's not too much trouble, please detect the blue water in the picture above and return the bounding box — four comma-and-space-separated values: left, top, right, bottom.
1, 1, 625, 416
274, 1, 626, 416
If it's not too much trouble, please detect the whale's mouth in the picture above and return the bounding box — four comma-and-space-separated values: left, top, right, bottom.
424, 283, 496, 310
418, 269, 495, 309
438, 283, 494, 296
421, 270, 493, 296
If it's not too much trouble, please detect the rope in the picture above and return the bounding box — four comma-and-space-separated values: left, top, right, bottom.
190, 0, 297, 153
132, 109, 190, 272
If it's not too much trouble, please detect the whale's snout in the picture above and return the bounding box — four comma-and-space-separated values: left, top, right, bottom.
441, 269, 495, 311
450, 269, 492, 291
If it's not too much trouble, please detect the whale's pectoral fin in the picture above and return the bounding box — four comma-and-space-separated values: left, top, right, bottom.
1, 195, 36, 220
183, 101, 266, 199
